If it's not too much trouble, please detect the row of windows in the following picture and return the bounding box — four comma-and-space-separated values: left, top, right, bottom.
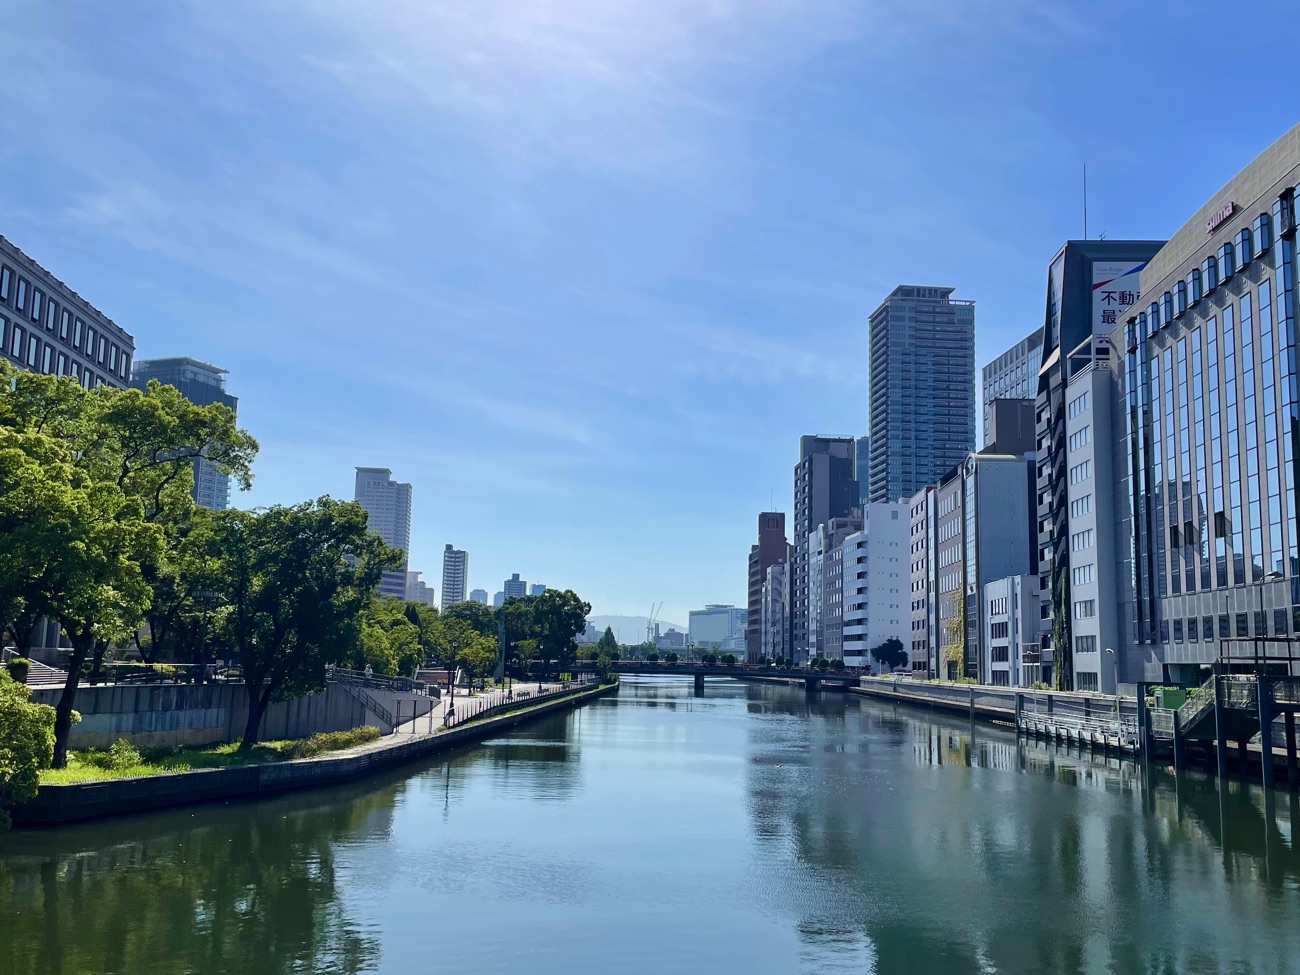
0, 282, 131, 381
1074, 635, 1097, 654
1166, 610, 1292, 643
1071, 563, 1095, 585
1067, 426, 1091, 451
1068, 459, 1092, 484
1069, 494, 1092, 518
990, 645, 1009, 663
988, 597, 1008, 616
1067, 391, 1090, 418
989, 621, 1009, 639
1074, 599, 1096, 620
4, 319, 114, 389
1077, 672, 1100, 692
1070, 529, 1094, 552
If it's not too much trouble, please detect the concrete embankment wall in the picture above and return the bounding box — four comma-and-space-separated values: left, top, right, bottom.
15, 682, 617, 826
28, 683, 369, 749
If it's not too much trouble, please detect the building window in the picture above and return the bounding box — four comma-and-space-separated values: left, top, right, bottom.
1069, 459, 1092, 484
1174, 280, 1187, 316
1072, 563, 1095, 585
1235, 612, 1249, 637
1075, 635, 1097, 654
990, 621, 1009, 639
1235, 228, 1253, 268
120, 353, 130, 379
1161, 291, 1174, 323
1068, 426, 1091, 451
1187, 268, 1203, 303
40, 345, 51, 373
109, 345, 118, 371
1218, 242, 1235, 280
85, 327, 96, 358
1067, 391, 1089, 418
15, 278, 27, 313
44, 300, 55, 331
1188, 617, 1198, 641
29, 289, 41, 322
1077, 672, 1099, 691
97, 336, 105, 363
991, 645, 1010, 663
1148, 301, 1161, 330
1173, 619, 1184, 642
1254, 212, 1273, 254
1070, 495, 1092, 518
8, 324, 21, 358
0, 266, 9, 303
55, 352, 66, 376
25, 335, 38, 368
1074, 599, 1096, 619
991, 671, 1010, 687
1203, 255, 1219, 291
58, 309, 70, 340
73, 319, 83, 349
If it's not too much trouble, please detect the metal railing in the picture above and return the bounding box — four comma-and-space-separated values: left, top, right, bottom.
1176, 676, 1217, 729
444, 677, 600, 729
328, 667, 432, 696
1222, 675, 1259, 710
1149, 708, 1175, 739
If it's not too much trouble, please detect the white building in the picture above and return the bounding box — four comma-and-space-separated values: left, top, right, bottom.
761, 562, 790, 661
1064, 337, 1121, 693
406, 571, 436, 608
841, 502, 910, 670
441, 544, 468, 609
354, 467, 412, 600
689, 604, 747, 653
982, 575, 1041, 686
908, 486, 939, 677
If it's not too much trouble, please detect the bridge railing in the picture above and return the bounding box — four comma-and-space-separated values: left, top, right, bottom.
444, 676, 601, 729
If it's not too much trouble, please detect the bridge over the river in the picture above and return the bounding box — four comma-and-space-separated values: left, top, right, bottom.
592, 661, 859, 693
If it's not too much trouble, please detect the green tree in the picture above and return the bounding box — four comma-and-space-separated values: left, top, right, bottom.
530, 589, 591, 678
212, 499, 399, 750
402, 600, 441, 665
441, 600, 497, 639
458, 634, 499, 680
353, 597, 423, 676
870, 637, 908, 672
0, 669, 56, 828
596, 626, 618, 655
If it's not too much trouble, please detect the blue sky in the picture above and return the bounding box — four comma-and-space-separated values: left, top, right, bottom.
1, 1, 1295, 625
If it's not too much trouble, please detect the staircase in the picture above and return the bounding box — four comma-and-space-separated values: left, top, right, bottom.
22, 659, 69, 689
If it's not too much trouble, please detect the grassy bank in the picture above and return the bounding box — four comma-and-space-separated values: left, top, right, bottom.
40, 727, 382, 784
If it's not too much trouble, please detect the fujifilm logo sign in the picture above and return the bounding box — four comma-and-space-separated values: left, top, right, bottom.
1206, 201, 1236, 235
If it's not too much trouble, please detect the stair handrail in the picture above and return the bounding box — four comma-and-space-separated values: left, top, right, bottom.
1176, 675, 1217, 727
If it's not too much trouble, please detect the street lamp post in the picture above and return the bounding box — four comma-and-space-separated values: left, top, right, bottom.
1104, 647, 1118, 709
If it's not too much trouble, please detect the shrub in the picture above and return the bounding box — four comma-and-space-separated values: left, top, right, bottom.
0, 671, 55, 828
105, 738, 142, 771
281, 726, 381, 759
5, 657, 31, 683
830, 658, 845, 671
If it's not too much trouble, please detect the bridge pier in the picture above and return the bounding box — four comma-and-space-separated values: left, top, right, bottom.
1213, 668, 1230, 780
1286, 712, 1298, 790
1172, 709, 1185, 771
1259, 676, 1275, 790
805, 675, 821, 693
1237, 738, 1249, 779
694, 673, 705, 694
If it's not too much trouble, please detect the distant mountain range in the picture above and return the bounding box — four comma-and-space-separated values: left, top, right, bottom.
587, 615, 688, 646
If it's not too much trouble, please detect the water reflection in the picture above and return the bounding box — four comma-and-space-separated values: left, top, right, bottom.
1, 678, 1298, 974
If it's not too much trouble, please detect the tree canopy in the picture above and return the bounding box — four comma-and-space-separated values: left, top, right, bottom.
870, 638, 908, 671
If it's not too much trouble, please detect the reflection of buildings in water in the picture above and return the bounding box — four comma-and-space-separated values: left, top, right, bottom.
740, 694, 1300, 974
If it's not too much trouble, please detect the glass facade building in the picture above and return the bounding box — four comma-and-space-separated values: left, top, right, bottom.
981, 327, 1043, 447
1121, 126, 1300, 683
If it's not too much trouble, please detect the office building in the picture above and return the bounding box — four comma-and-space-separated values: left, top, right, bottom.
908, 486, 939, 677
793, 436, 859, 661
529, 583, 547, 596
492, 591, 505, 608
1120, 126, 1300, 685
813, 513, 863, 661
746, 512, 789, 663
470, 589, 489, 605
1036, 239, 1164, 686
0, 235, 135, 389
981, 328, 1044, 446
656, 628, 687, 650
504, 574, 527, 599
441, 544, 468, 609
761, 562, 791, 662
854, 436, 871, 506
406, 571, 436, 608
982, 575, 1041, 686
866, 285, 976, 503
132, 357, 238, 510
689, 604, 747, 653
354, 467, 412, 600
841, 503, 910, 669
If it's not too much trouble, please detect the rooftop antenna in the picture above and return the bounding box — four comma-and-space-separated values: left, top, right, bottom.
1083, 163, 1088, 241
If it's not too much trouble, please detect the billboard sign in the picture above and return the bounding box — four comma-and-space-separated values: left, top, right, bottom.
1091, 260, 1147, 336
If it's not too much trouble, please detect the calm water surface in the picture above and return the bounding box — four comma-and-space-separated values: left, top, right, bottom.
3, 677, 1300, 974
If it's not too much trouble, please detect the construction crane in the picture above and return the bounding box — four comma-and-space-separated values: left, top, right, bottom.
646, 601, 664, 645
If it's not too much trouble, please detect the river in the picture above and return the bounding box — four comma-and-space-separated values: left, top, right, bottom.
2, 677, 1299, 974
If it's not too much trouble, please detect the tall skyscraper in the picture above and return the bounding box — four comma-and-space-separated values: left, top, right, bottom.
354, 467, 412, 600
1035, 239, 1163, 688
441, 544, 468, 609
503, 573, 527, 599
745, 512, 789, 663
981, 327, 1044, 446
792, 436, 858, 661
1, 234, 135, 389
132, 358, 238, 510
688, 604, 747, 653
854, 436, 871, 506
866, 285, 976, 503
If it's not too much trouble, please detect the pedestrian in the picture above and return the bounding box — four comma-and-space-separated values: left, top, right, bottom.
365, 664, 373, 681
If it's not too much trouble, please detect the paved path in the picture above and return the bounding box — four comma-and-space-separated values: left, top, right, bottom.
391, 682, 564, 735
